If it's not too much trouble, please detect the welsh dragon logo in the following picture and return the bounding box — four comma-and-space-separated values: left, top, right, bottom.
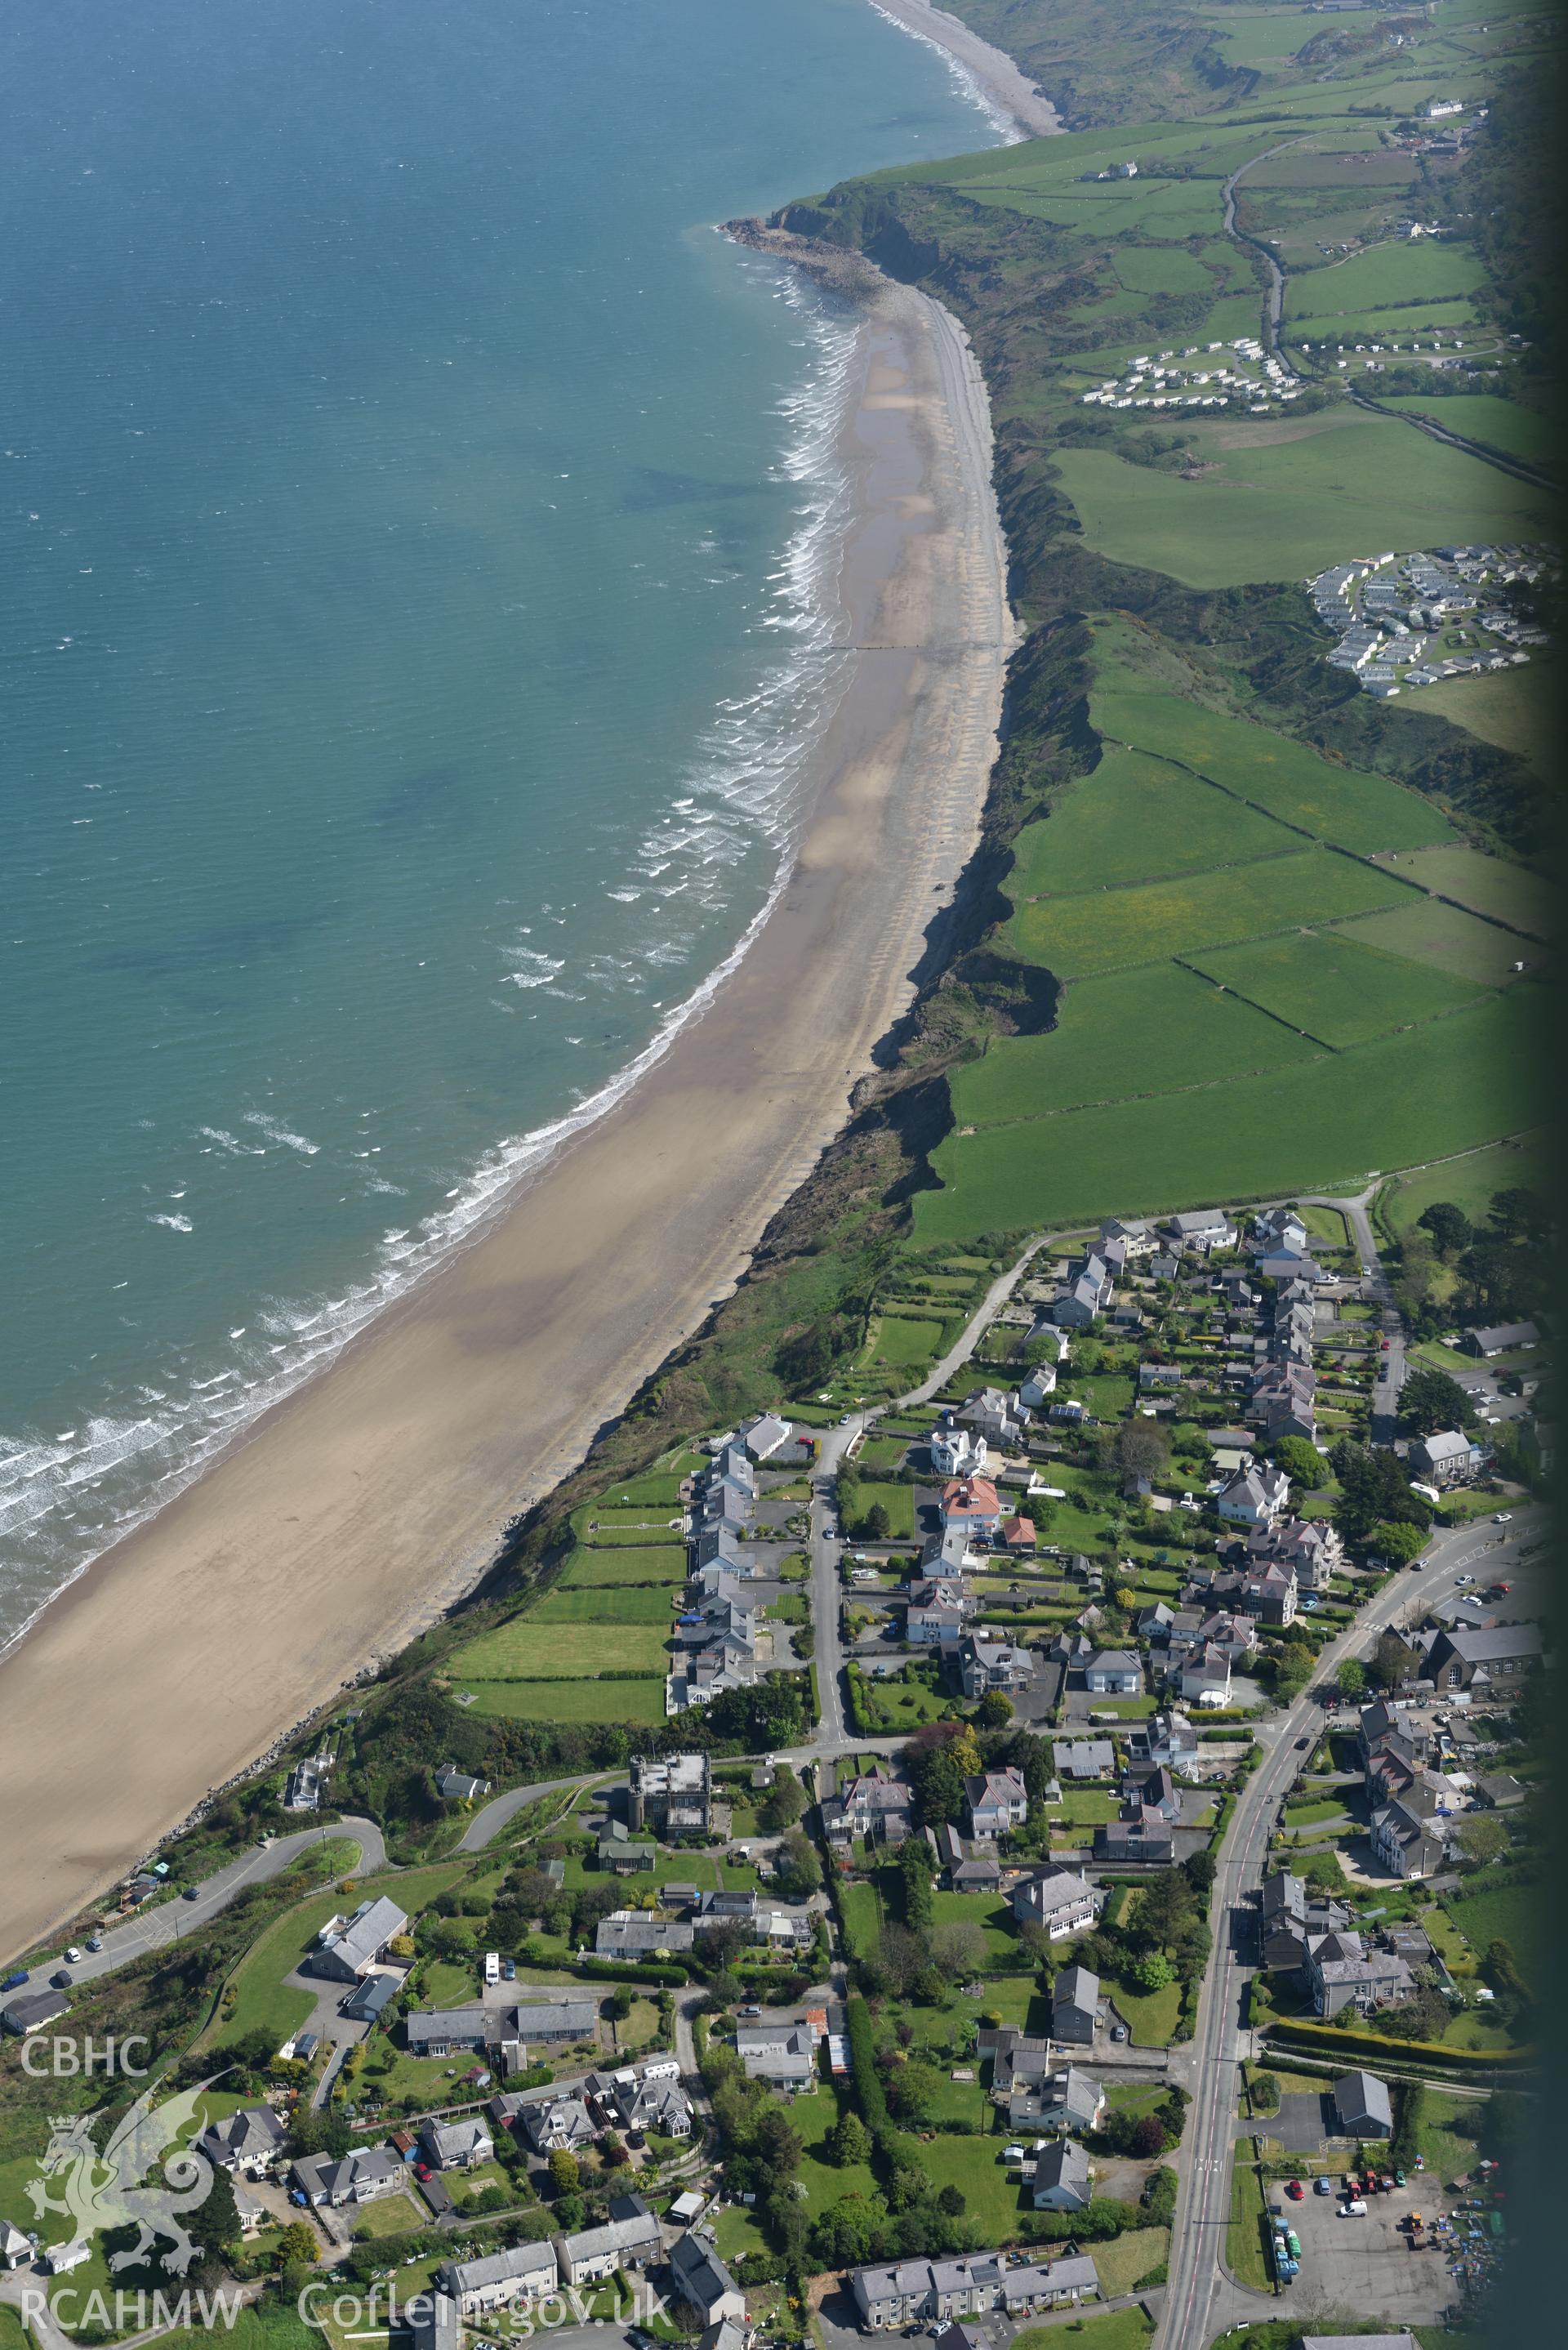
27, 2076, 221, 2276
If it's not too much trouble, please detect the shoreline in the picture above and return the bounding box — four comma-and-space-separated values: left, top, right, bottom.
866, 0, 1059, 140
0, 261, 1016, 1963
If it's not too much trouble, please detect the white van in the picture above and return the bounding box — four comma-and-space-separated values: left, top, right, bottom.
483, 1950, 500, 1987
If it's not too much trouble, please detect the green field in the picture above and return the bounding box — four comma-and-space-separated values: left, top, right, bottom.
1379, 391, 1557, 464
1008, 846, 1414, 975
1090, 688, 1454, 854
1113, 243, 1216, 293
447, 1619, 670, 1680
456, 1678, 667, 1723
951, 964, 1321, 1127
1053, 420, 1554, 586
1213, 5, 1377, 63
1381, 1136, 1547, 1234
1285, 238, 1486, 317
862, 1312, 945, 1368
1006, 745, 1299, 896
1373, 844, 1553, 939
1406, 664, 1553, 780
1335, 896, 1542, 988
1443, 1879, 1544, 1983
532, 1585, 677, 1624
560, 1545, 687, 1585
920, 990, 1539, 1237
1186, 927, 1486, 1047
1292, 297, 1484, 344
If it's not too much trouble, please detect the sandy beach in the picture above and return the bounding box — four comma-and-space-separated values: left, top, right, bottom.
869, 0, 1059, 138
0, 265, 1015, 1962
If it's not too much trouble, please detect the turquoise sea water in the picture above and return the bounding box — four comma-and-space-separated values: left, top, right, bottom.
0, 0, 1002, 1639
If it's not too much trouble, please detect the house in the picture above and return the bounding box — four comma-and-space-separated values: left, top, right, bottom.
434, 1763, 492, 1804
598, 1820, 658, 1874
505, 2000, 599, 2049
1259, 1872, 1352, 1974
1010, 1867, 1102, 1940
1055, 1738, 1114, 1781
292, 2145, 407, 2209
668, 2231, 747, 2327
1179, 1643, 1232, 1707
1084, 1649, 1141, 1695
958, 1634, 1035, 1699
1094, 1819, 1174, 1865
434, 2242, 559, 2317
1370, 1798, 1451, 1880
1474, 1771, 1526, 1809
822, 1764, 915, 1848
405, 2007, 492, 2058
1031, 2138, 1092, 2211
997, 1514, 1036, 1554
2, 2223, 33, 2269
851, 2256, 1004, 2333
1427, 1621, 1544, 1692
1121, 1763, 1179, 1824
1051, 1965, 1099, 2045
1127, 1710, 1198, 1772
1463, 1322, 1539, 1357
612, 2069, 693, 2138
283, 1757, 328, 1810
1253, 1207, 1308, 1256
305, 1896, 408, 1983
1138, 1363, 1183, 1394
930, 1420, 988, 1478
1304, 1932, 1414, 2018
1102, 1215, 1155, 1258
595, 1914, 695, 1960
407, 2292, 461, 2350
1410, 1429, 1486, 1486
1216, 1462, 1290, 1527
907, 1591, 972, 1648
998, 2254, 1099, 2312
1034, 2066, 1104, 2138
737, 2024, 817, 2089
1018, 1362, 1058, 1409
421, 2117, 494, 2172
1257, 1517, 1343, 1592
964, 1768, 1027, 1840
196, 2107, 288, 2178
1333, 2071, 1393, 2138
952, 1854, 1002, 1895
555, 2201, 663, 2285
941, 1476, 1001, 1534
958, 1387, 1031, 1450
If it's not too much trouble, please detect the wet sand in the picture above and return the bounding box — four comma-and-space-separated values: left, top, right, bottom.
868, 0, 1059, 139
0, 271, 1015, 1961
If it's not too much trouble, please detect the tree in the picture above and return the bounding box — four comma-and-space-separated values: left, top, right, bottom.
1272, 1435, 1330, 1487
931, 1920, 986, 1978
1115, 1420, 1169, 1483
1125, 1949, 1174, 1992
609, 1986, 635, 2020
755, 2108, 804, 2174
759, 1769, 805, 1832
548, 2149, 580, 2195
774, 1828, 822, 1900
1336, 1658, 1367, 1699
974, 1691, 1013, 1728
1418, 1201, 1472, 1256
1370, 1519, 1428, 1566
937, 2183, 967, 2217
275, 2222, 319, 2270
863, 1501, 892, 1542
1330, 1440, 1431, 1539
827, 2111, 871, 2167
1399, 1364, 1477, 1435
1488, 1186, 1546, 1242
1130, 2115, 1169, 2158
1250, 2072, 1280, 2115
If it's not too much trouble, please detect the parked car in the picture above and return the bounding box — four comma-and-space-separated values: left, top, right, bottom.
1314, 2176, 1334, 2196
1285, 2179, 1303, 2200
51, 1969, 72, 1989
64, 1946, 83, 1964
1380, 1337, 1390, 1350
86, 1936, 103, 1953
1111, 2024, 1128, 2042
1494, 1511, 1512, 1523
1, 1969, 29, 1992
1295, 1737, 1311, 1750
182, 1885, 201, 1901
1341, 2200, 1368, 2216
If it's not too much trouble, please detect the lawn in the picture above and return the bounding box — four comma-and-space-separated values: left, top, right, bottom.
1443, 1879, 1542, 1984
445, 1620, 670, 1680
1103, 1971, 1183, 2045
532, 1585, 676, 1624
838, 1880, 884, 1962
1015, 2311, 1152, 2350
1052, 421, 1554, 586
457, 1678, 667, 1724
1369, 845, 1552, 941
1008, 846, 1414, 975
862, 1313, 945, 1371
1335, 896, 1542, 990
918, 988, 1539, 1237
951, 964, 1319, 1127
1227, 2156, 1272, 2289
1185, 927, 1486, 1048
849, 1478, 918, 1538
916, 2134, 1029, 2241
928, 1888, 1023, 1964
1005, 747, 1298, 896
1090, 2225, 1170, 2295
559, 1545, 686, 1585
1091, 688, 1454, 855
1407, 665, 1554, 781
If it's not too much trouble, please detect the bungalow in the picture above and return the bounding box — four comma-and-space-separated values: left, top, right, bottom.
952, 1854, 1003, 1896
1051, 1964, 1099, 2045
1258, 1251, 1324, 1285
1084, 1649, 1141, 1695
434, 1763, 492, 1804
421, 2117, 494, 2172
1055, 1738, 1114, 1781
2, 2224, 33, 2269
741, 1411, 791, 1462
292, 2145, 407, 2210
1167, 1208, 1238, 1253
1, 1989, 69, 2037
434, 2242, 558, 2318
1031, 2138, 1093, 2211
556, 2201, 662, 2285
342, 1973, 399, 2026
196, 2107, 288, 2178
1010, 1867, 1102, 1941
1463, 1322, 1539, 1357
599, 1820, 658, 1875
505, 2000, 599, 2049
305, 1896, 408, 1984
958, 1634, 1035, 1699
1333, 2071, 1393, 2138
668, 2232, 747, 2328
405, 2008, 492, 2058
596, 1914, 695, 1960
997, 1514, 1036, 1554
964, 1768, 1028, 1840
1216, 1462, 1290, 1527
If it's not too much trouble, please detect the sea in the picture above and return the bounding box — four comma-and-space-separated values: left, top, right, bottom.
0, 0, 1007, 1648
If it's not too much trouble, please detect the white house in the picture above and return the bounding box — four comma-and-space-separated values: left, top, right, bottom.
1216, 1462, 1290, 1527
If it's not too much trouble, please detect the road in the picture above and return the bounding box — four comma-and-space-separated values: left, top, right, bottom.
43, 1815, 385, 1991
1157, 1502, 1546, 2350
